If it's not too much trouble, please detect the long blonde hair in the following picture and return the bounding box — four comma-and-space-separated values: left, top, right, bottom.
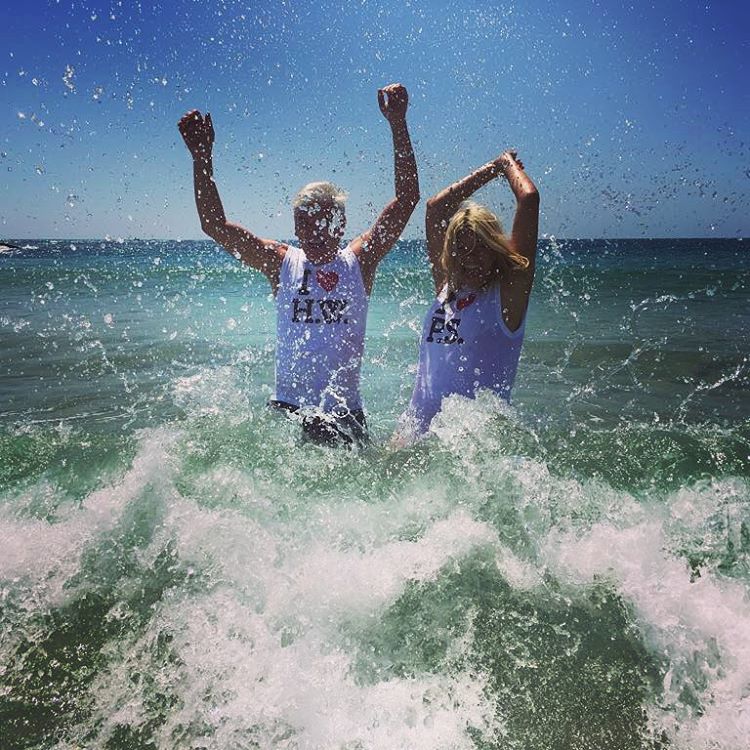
441, 202, 528, 289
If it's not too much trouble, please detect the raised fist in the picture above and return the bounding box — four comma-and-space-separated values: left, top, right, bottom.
378, 83, 409, 124
178, 110, 215, 159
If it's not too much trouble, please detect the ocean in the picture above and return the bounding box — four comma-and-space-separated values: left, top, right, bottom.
1, 238, 748, 749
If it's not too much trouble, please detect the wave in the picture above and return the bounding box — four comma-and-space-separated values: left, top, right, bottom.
1, 391, 749, 748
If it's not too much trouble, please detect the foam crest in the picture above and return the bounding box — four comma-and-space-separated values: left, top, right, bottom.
265, 511, 497, 621
76, 479, 504, 748
168, 482, 497, 626
541, 480, 750, 750
429, 389, 523, 454
0, 430, 179, 610
88, 586, 499, 749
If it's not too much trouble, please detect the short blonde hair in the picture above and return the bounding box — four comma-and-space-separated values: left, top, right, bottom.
442, 202, 529, 287
292, 181, 348, 212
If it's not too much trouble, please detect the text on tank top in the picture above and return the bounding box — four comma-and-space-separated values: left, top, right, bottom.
275, 244, 368, 411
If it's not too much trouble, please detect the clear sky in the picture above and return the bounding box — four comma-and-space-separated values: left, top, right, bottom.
1, 0, 748, 239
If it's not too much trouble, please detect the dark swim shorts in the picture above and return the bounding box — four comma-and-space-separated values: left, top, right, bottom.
269, 400, 369, 448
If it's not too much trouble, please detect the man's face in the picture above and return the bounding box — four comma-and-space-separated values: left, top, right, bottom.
294, 202, 346, 256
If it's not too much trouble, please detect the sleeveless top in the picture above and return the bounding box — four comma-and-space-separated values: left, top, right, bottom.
406, 283, 526, 435
275, 244, 368, 412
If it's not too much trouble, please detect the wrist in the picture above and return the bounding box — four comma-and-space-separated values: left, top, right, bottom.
192, 149, 212, 163
486, 158, 504, 178
496, 156, 513, 177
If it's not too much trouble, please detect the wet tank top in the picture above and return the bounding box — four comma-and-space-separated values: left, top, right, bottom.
274, 244, 368, 412
407, 283, 526, 435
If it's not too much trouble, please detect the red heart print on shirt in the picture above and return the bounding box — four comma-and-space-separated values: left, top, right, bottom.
316, 270, 339, 292
456, 293, 476, 311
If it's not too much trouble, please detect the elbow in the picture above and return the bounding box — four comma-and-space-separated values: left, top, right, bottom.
426, 195, 450, 223
395, 191, 420, 215
400, 188, 420, 209
200, 220, 226, 242
519, 187, 540, 207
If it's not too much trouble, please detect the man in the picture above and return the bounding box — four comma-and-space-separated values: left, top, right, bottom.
178, 83, 419, 445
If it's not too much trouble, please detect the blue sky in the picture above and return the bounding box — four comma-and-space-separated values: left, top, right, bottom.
1, 0, 748, 239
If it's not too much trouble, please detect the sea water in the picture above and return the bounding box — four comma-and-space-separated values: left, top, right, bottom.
1, 238, 748, 749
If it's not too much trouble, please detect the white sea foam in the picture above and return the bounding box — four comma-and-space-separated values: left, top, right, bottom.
0, 430, 179, 612
4, 415, 750, 749
172, 365, 252, 421
431, 397, 750, 748
71, 450, 505, 748
541, 479, 750, 750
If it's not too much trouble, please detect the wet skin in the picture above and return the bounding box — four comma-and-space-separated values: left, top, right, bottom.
293, 202, 346, 265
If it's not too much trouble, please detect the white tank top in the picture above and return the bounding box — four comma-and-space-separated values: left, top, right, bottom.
407, 283, 526, 435
274, 244, 368, 411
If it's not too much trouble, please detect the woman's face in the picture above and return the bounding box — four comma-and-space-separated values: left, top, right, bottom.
451, 228, 498, 289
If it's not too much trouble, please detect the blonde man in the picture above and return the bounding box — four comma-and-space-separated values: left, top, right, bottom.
178, 84, 419, 445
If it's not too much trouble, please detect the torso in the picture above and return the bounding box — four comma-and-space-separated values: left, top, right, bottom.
406, 283, 527, 435
274, 244, 369, 412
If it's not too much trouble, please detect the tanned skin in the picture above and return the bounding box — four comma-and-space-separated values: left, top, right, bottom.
425, 150, 539, 332
178, 83, 419, 295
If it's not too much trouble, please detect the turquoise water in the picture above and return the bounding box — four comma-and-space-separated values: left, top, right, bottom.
1, 238, 749, 749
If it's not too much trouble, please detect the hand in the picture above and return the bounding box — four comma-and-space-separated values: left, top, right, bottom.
378, 83, 409, 124
497, 150, 524, 174
178, 110, 215, 159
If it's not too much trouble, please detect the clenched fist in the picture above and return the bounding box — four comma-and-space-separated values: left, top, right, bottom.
178, 110, 215, 159
378, 83, 409, 124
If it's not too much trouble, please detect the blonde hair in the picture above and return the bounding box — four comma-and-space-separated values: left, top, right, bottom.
292, 181, 348, 212
441, 202, 529, 288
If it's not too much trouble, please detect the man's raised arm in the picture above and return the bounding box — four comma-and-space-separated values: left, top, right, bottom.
353, 84, 420, 292
178, 110, 284, 290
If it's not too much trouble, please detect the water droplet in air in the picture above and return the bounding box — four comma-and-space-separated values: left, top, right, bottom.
62, 64, 75, 92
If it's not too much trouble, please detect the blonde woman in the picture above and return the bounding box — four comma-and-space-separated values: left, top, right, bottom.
399, 150, 539, 439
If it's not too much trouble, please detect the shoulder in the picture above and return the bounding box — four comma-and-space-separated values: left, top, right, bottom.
278, 243, 304, 264
276, 244, 305, 283
338, 239, 367, 270
273, 242, 293, 257
346, 233, 369, 259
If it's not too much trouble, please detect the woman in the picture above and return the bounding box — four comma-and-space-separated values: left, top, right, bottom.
399, 150, 539, 439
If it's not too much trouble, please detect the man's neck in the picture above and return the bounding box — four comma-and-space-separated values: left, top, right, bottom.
302, 243, 340, 266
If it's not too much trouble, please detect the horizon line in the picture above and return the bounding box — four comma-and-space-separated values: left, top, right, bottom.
2, 236, 747, 244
